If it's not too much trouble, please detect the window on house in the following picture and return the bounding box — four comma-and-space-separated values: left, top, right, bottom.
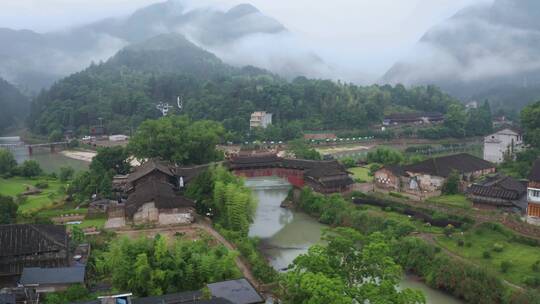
530, 189, 540, 197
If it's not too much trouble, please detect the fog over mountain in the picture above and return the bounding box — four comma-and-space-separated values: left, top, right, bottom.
0, 0, 327, 92
383, 0, 540, 110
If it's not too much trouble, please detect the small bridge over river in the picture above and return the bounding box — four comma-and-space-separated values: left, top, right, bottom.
0, 137, 68, 155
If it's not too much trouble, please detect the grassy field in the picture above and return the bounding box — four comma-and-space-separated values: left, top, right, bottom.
427, 194, 472, 209
436, 224, 540, 287
349, 166, 373, 182
0, 177, 66, 214
67, 217, 107, 230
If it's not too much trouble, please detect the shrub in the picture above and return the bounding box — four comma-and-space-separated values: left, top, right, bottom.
35, 181, 49, 189
19, 160, 43, 177
0, 149, 17, 176
389, 192, 406, 199
501, 260, 512, 273
493, 243, 504, 252
532, 260, 540, 272
59, 166, 75, 182
457, 239, 464, 247
442, 170, 460, 195
482, 251, 491, 259
444, 224, 455, 237
524, 276, 540, 288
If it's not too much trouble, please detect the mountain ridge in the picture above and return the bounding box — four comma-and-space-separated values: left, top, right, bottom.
0, 0, 290, 93
382, 0, 540, 111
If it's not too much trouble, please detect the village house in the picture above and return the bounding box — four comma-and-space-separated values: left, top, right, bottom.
527, 159, 540, 225
374, 153, 496, 194
108, 159, 205, 227
382, 112, 444, 126
124, 179, 196, 225
373, 165, 406, 192
483, 128, 523, 163
0, 224, 70, 286
466, 174, 527, 212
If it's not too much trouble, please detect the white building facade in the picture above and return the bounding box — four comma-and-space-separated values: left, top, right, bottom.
483, 128, 523, 164
250, 111, 273, 129
527, 160, 540, 225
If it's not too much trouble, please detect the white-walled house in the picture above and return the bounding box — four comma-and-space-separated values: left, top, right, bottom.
249, 111, 272, 129
527, 159, 540, 225
483, 128, 523, 164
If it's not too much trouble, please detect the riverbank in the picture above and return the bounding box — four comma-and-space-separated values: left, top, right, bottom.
61, 150, 96, 162
289, 187, 539, 302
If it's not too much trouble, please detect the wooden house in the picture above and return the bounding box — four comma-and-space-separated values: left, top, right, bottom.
467, 174, 527, 212
125, 180, 196, 225
0, 225, 69, 284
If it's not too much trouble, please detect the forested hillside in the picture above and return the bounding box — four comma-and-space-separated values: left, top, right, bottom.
0, 78, 29, 134
29, 34, 459, 141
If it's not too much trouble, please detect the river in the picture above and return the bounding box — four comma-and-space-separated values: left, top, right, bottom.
0, 137, 88, 173
245, 176, 463, 304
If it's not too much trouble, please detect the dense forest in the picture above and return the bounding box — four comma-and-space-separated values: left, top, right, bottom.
0, 78, 29, 134
28, 33, 461, 141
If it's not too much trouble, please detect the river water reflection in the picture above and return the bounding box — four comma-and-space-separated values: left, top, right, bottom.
246, 176, 463, 304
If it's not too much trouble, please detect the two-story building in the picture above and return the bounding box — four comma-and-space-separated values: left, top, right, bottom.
249, 111, 272, 129
483, 128, 523, 164
527, 159, 540, 225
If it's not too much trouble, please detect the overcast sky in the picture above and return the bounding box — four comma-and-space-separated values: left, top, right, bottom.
0, 0, 491, 77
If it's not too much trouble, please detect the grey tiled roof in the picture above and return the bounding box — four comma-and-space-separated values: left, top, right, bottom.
403, 153, 494, 177
20, 267, 85, 285
207, 278, 264, 304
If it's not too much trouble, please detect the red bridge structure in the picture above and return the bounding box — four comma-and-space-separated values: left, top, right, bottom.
115, 154, 354, 198
226, 154, 354, 193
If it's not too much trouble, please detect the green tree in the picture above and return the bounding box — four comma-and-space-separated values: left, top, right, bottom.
0, 149, 17, 175
366, 147, 403, 165
442, 170, 460, 195
280, 228, 425, 304
444, 104, 467, 138
18, 160, 42, 177
129, 115, 224, 165
59, 166, 75, 182
71, 226, 86, 244
465, 101, 493, 136
287, 139, 322, 160
48, 130, 63, 142
521, 101, 540, 148
90, 146, 131, 175
0, 195, 18, 224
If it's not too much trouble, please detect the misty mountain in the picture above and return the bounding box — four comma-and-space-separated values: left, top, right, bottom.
27, 33, 273, 135
0, 77, 30, 134
0, 0, 325, 93
382, 0, 540, 111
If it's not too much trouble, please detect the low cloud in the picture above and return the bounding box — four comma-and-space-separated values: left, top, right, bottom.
384, 0, 540, 86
